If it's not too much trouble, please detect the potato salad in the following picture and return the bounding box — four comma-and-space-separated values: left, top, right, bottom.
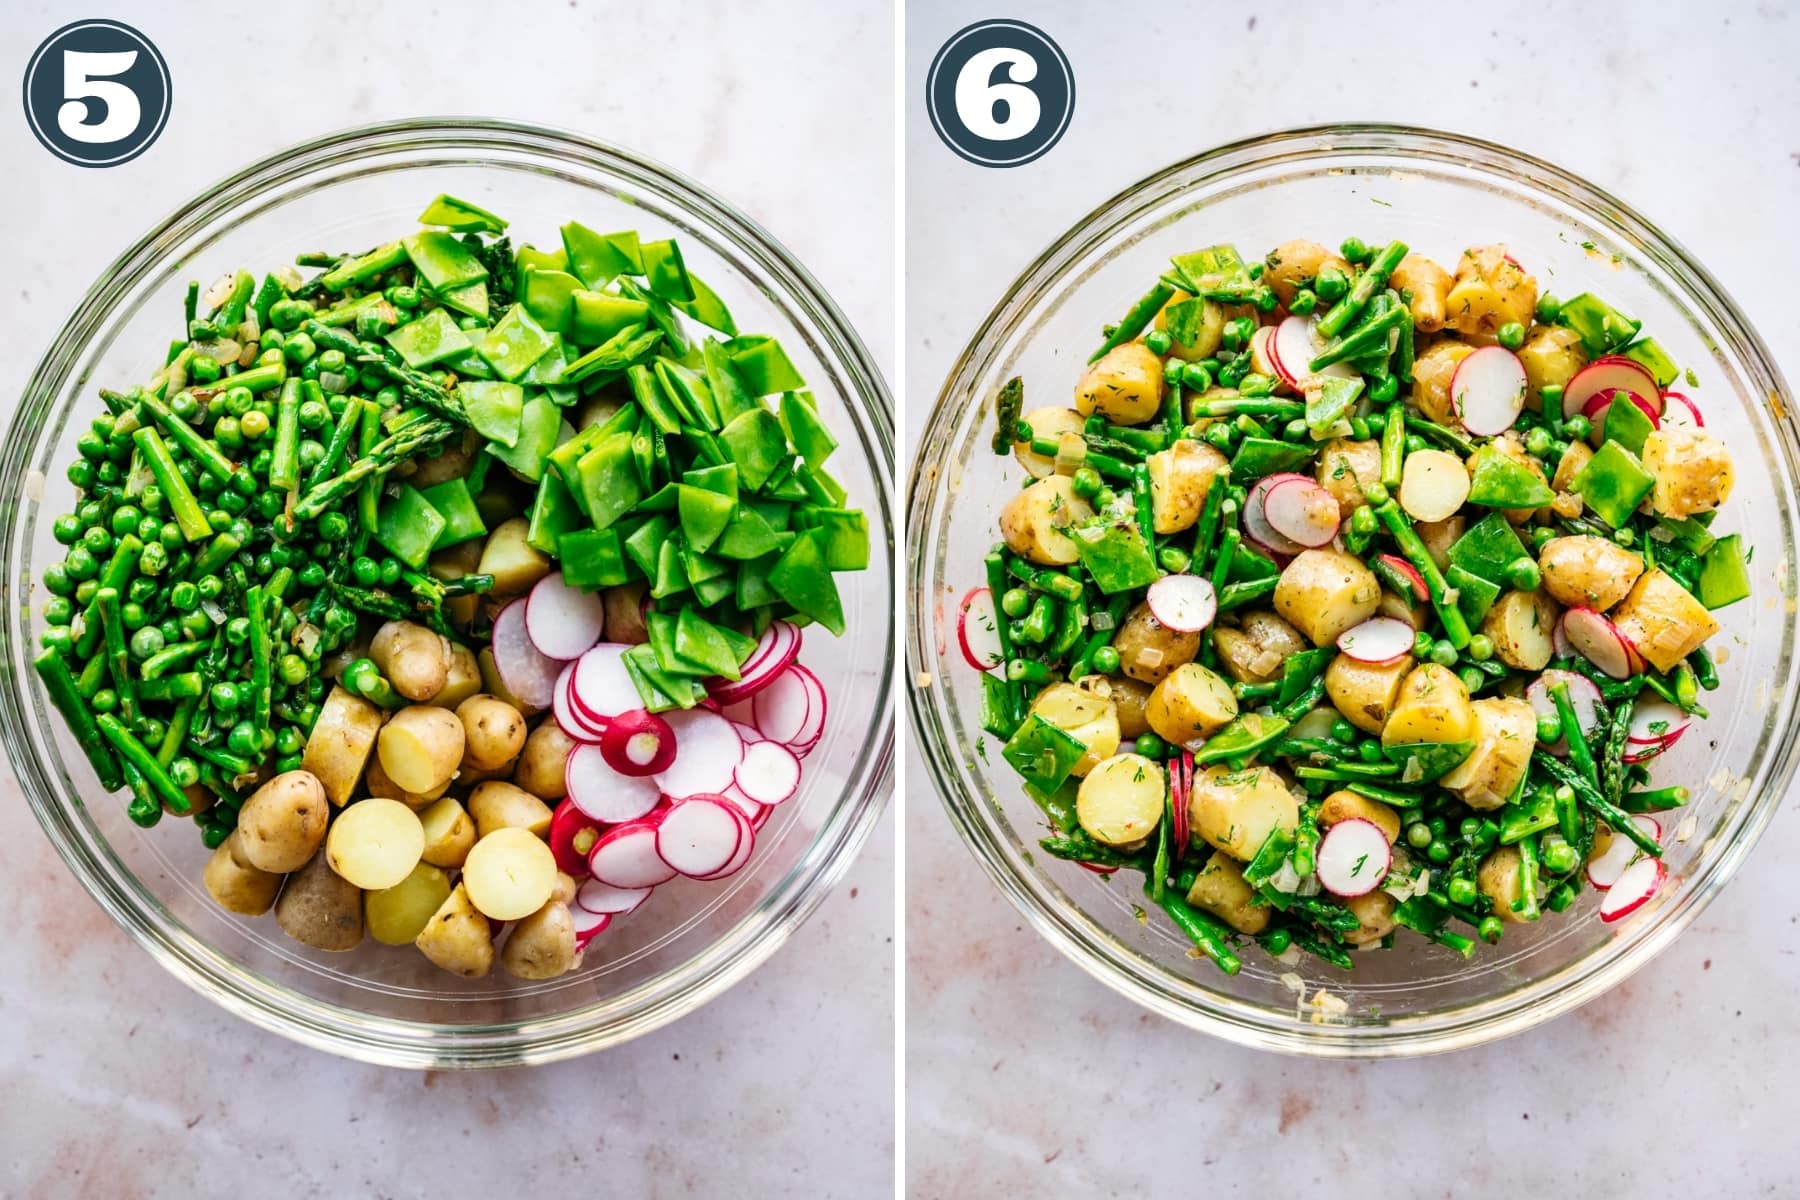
961, 237, 1745, 974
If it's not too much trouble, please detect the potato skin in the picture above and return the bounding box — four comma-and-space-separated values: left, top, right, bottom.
1411, 341, 1475, 425
1113, 601, 1202, 684
1318, 789, 1401, 844
1274, 548, 1382, 647
1262, 240, 1338, 307
1188, 764, 1299, 862
1185, 852, 1269, 934
1028, 682, 1120, 778
1075, 753, 1165, 848
1213, 610, 1307, 684
1441, 697, 1538, 811
275, 851, 365, 952
234, 770, 329, 874
457, 693, 527, 772
1146, 663, 1239, 746
1518, 324, 1587, 397
601, 582, 649, 646
204, 834, 281, 916
1643, 426, 1735, 518
1325, 653, 1411, 736
1075, 342, 1164, 425
1315, 438, 1381, 517
1610, 569, 1719, 673
1537, 535, 1643, 611
370, 620, 452, 703
1481, 589, 1559, 671
1342, 891, 1397, 946
1414, 514, 1465, 572
1478, 846, 1528, 922
1146, 439, 1228, 534
418, 796, 478, 869
302, 685, 385, 807
500, 900, 579, 981
1013, 407, 1086, 479
999, 475, 1093, 566
1390, 254, 1453, 332
415, 883, 494, 978
1444, 245, 1537, 338
429, 643, 483, 709
1382, 663, 1475, 747
1096, 675, 1153, 740
513, 720, 576, 800
377, 705, 466, 795
477, 516, 552, 598
467, 781, 555, 839
1152, 291, 1225, 361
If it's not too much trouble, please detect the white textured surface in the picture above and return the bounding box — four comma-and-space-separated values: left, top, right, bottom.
905, 1, 1800, 1195
0, 2, 893, 1196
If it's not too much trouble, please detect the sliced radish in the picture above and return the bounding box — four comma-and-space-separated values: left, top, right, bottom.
784, 664, 827, 753
1562, 356, 1661, 421
1271, 315, 1355, 390
721, 698, 758, 729
1145, 574, 1217, 633
1171, 750, 1192, 858
1586, 817, 1659, 891
1599, 856, 1667, 923
599, 709, 678, 777
1336, 617, 1415, 664
1660, 391, 1704, 428
1581, 389, 1660, 431
1624, 701, 1690, 764
691, 804, 756, 880
735, 739, 802, 805
708, 620, 802, 705
554, 662, 607, 743
716, 783, 767, 823
589, 820, 678, 888
1243, 473, 1309, 558
575, 879, 652, 916
548, 800, 603, 878
526, 571, 607, 660
1262, 477, 1340, 548
652, 708, 745, 799
566, 743, 661, 823
956, 588, 1004, 672
1249, 324, 1279, 381
1315, 818, 1392, 897
1560, 608, 1640, 680
1524, 669, 1605, 755
1450, 345, 1528, 435
491, 598, 562, 712
655, 797, 745, 877
570, 905, 612, 949
751, 666, 813, 744
1377, 553, 1428, 603
572, 644, 644, 724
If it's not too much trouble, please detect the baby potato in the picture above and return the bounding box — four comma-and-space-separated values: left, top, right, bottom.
1029, 682, 1121, 778
467, 780, 555, 840
1078, 674, 1153, 740
1441, 697, 1538, 810
415, 883, 495, 978
1318, 789, 1401, 844
457, 693, 527, 772
418, 796, 478, 869
1013, 407, 1085, 479
428, 643, 483, 709
365, 753, 451, 810
1146, 439, 1228, 534
462, 827, 559, 921
1410, 341, 1475, 425
1399, 449, 1470, 524
203, 834, 281, 916
1152, 291, 1225, 361
1382, 663, 1474, 747
1146, 663, 1239, 746
1262, 240, 1336, 307
513, 719, 576, 800
302, 685, 385, 807
1642, 426, 1735, 518
500, 900, 579, 981
1610, 569, 1719, 673
1414, 514, 1466, 572
1341, 891, 1397, 947
1075, 342, 1164, 425
370, 620, 452, 703
1113, 601, 1202, 685
999, 475, 1093, 566
477, 516, 553, 598
1316, 438, 1381, 517
234, 770, 329, 875
1378, 586, 1429, 630
551, 872, 579, 907
1518, 325, 1588, 397
1185, 852, 1269, 935
1274, 548, 1382, 647
1481, 589, 1559, 671
275, 850, 365, 952
1390, 254, 1453, 332
1212, 610, 1308, 684
377, 705, 466, 795
1325, 653, 1412, 736
601, 581, 649, 646
326, 797, 426, 891
1075, 753, 1165, 848
1444, 245, 1538, 338
1537, 535, 1643, 611
1188, 764, 1300, 863
429, 538, 485, 630
366, 862, 454, 946
1478, 846, 1528, 923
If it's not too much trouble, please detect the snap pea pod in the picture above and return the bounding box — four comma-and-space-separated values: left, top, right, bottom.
1089, 282, 1174, 363
34, 650, 122, 789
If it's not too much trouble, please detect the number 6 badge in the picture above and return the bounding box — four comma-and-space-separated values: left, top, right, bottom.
926, 19, 1074, 169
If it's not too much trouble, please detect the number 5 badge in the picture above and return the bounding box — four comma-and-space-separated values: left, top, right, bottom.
23, 19, 172, 168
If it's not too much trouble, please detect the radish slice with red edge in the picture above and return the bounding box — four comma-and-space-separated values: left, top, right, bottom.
735, 739, 801, 805
570, 906, 611, 949
1559, 608, 1640, 679
1272, 315, 1356, 389
783, 664, 827, 753
1562, 356, 1661, 420
565, 743, 661, 824
1145, 575, 1217, 633
554, 662, 607, 742
1171, 750, 1192, 858
716, 783, 766, 823
1524, 669, 1605, 756
589, 820, 677, 888
573, 644, 644, 723
1624, 701, 1690, 763
655, 797, 745, 877
1586, 815, 1662, 890
1599, 856, 1667, 922
707, 620, 802, 705
1336, 617, 1415, 664
1243, 473, 1309, 558
652, 709, 744, 799
1249, 325, 1278, 381
599, 709, 677, 777
1450, 345, 1528, 435
1262, 477, 1341, 548
526, 571, 606, 660
575, 879, 652, 916
1660, 391, 1704, 428
691, 804, 756, 880
751, 666, 813, 745
491, 598, 562, 712
956, 588, 1005, 671
1377, 553, 1428, 603
548, 800, 602, 878
1581, 389, 1659, 429
1315, 818, 1391, 897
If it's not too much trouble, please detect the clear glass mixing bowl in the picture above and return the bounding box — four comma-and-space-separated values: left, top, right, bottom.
1, 119, 894, 1067
907, 125, 1796, 1056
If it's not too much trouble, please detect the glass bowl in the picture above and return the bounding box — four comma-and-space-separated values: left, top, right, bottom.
1, 119, 894, 1067
907, 124, 1797, 1057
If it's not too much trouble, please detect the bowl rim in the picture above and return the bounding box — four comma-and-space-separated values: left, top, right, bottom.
906, 121, 1799, 1057
3, 117, 895, 1068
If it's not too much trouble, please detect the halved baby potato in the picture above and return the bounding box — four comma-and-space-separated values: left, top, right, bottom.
1075, 753, 1165, 848
1145, 663, 1238, 747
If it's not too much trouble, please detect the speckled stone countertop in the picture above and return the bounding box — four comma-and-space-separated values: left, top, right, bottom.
905, 1, 1800, 1194
0, 2, 893, 1196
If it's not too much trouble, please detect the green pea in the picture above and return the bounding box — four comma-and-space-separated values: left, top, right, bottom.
1203, 424, 1234, 451
127, 577, 159, 606
1613, 526, 1635, 547
180, 610, 211, 639
1458, 666, 1484, 693
1535, 293, 1562, 324
1427, 816, 1449, 836
1478, 916, 1504, 944
1466, 633, 1494, 662
1330, 719, 1356, 743
227, 721, 261, 757
297, 563, 328, 588
278, 654, 309, 687
128, 626, 165, 661
297, 440, 326, 470
214, 415, 243, 449
318, 348, 347, 373
1090, 645, 1121, 674
1370, 374, 1399, 404
1289, 288, 1317, 316
1070, 466, 1102, 499
51, 513, 84, 545
379, 558, 402, 587
1563, 414, 1590, 440
166, 757, 199, 788
225, 616, 251, 646
1143, 330, 1172, 356
1426, 838, 1452, 865
386, 285, 421, 309
1261, 928, 1292, 956
1314, 267, 1348, 302
1542, 840, 1579, 874
1348, 416, 1371, 441
1412, 630, 1436, 658
1284, 418, 1309, 441
74, 579, 99, 605
41, 564, 73, 597
42, 595, 75, 626
1447, 876, 1478, 907
1358, 740, 1382, 763
1506, 559, 1540, 591
1524, 427, 1554, 457
1134, 733, 1168, 758
317, 512, 351, 541
1239, 373, 1274, 399
999, 587, 1031, 619
1179, 362, 1214, 392
1340, 237, 1372, 265
1405, 822, 1433, 849
1404, 434, 1428, 455
297, 399, 330, 431
282, 331, 317, 364
67, 458, 97, 489
1497, 322, 1526, 351
303, 677, 327, 704
347, 556, 379, 586
139, 484, 165, 515
64, 545, 98, 581
240, 409, 271, 439
1157, 547, 1191, 573
210, 681, 241, 711
40, 626, 75, 655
